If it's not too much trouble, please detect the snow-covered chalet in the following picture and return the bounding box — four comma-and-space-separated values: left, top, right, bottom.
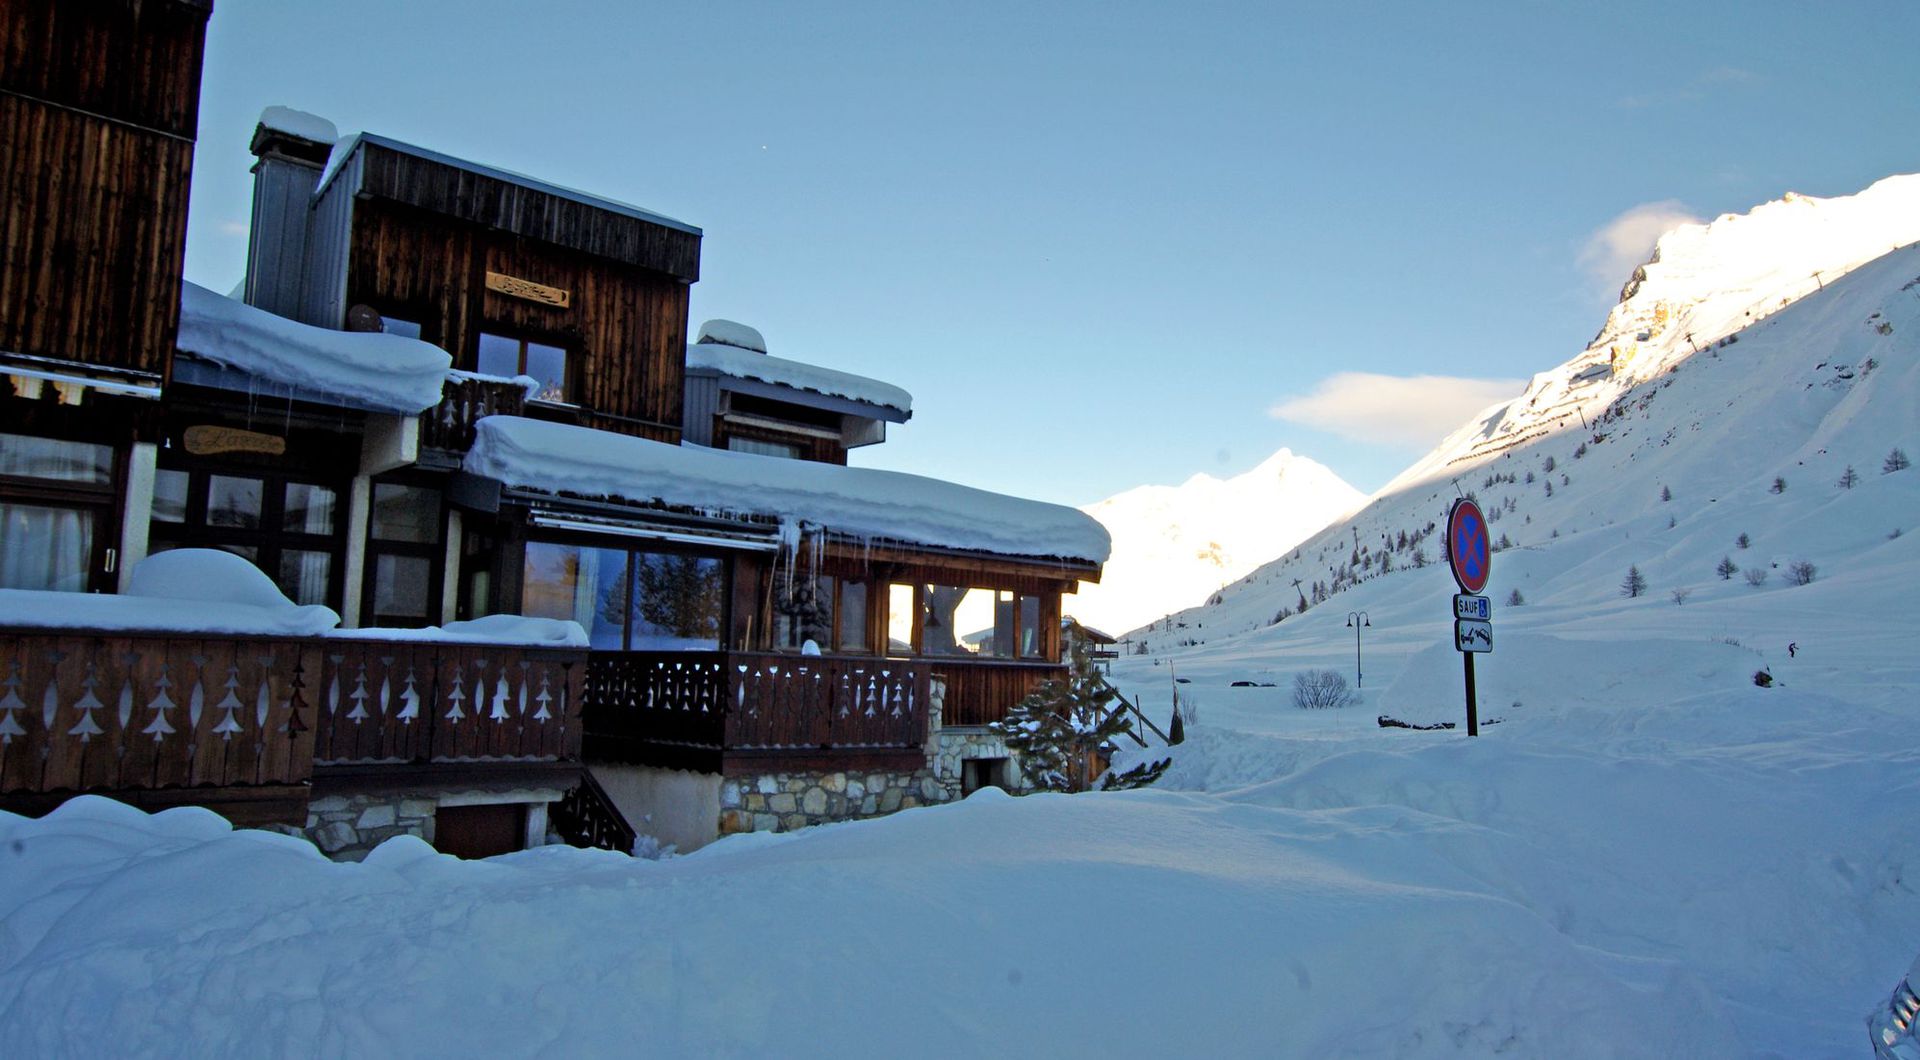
0, 0, 1108, 856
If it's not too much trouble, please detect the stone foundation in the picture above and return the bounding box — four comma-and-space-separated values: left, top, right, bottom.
717, 767, 952, 836
300, 789, 557, 861
303, 793, 438, 861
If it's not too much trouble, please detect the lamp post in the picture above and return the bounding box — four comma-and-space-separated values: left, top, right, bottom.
1345, 611, 1370, 689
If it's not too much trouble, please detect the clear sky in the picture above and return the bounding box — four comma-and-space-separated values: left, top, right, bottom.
182, 0, 1920, 506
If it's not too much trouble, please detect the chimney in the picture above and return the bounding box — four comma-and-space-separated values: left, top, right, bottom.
243, 107, 336, 319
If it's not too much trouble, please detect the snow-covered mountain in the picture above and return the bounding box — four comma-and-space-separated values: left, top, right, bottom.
1121, 173, 1920, 680
1070, 448, 1364, 634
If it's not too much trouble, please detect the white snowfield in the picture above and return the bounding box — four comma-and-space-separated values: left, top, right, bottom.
2, 180, 1917, 1057
1075, 447, 1366, 633
175, 281, 451, 413
464, 415, 1109, 564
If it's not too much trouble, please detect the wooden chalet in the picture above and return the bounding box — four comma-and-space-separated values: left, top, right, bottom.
0, 0, 1109, 858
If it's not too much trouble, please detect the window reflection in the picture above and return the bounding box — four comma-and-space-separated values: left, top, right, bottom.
520, 541, 721, 650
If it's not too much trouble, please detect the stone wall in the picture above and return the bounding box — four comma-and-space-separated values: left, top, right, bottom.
302, 792, 438, 861
717, 767, 951, 836
300, 788, 557, 861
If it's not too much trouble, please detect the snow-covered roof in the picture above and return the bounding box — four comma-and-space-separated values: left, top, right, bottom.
464, 417, 1109, 565
256, 106, 337, 145
686, 342, 913, 417
695, 319, 767, 354
175, 281, 451, 414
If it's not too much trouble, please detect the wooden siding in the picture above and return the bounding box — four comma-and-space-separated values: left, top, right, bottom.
0, 0, 211, 140
345, 200, 686, 443
0, 94, 193, 375
355, 141, 700, 282
714, 418, 849, 464
932, 659, 1064, 727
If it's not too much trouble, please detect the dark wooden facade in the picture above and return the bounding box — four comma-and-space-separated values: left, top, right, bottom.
0, 0, 209, 377
344, 198, 690, 442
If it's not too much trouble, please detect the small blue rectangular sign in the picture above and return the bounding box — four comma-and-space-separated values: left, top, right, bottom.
1454, 594, 1491, 621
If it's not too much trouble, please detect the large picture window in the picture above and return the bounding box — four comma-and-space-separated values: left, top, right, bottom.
521, 541, 725, 650
885, 581, 1049, 659
0, 433, 115, 593
477, 331, 569, 404
772, 574, 869, 653
148, 462, 342, 607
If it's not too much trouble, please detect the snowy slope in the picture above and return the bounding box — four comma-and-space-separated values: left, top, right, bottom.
1072, 448, 1364, 633
1124, 176, 1920, 668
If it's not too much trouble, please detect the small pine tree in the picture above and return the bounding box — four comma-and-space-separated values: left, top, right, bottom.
1716, 556, 1738, 580
1838, 465, 1859, 489
1543, 455, 1557, 473
1886, 448, 1911, 474
1506, 588, 1525, 607
1770, 477, 1786, 494
991, 641, 1135, 792
1736, 532, 1751, 550
1621, 565, 1646, 598
1660, 485, 1672, 502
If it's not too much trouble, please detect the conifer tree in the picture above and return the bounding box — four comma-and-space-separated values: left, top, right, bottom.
1621, 565, 1646, 598
991, 639, 1137, 792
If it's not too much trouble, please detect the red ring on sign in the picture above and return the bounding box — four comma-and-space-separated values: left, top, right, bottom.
1447, 498, 1491, 594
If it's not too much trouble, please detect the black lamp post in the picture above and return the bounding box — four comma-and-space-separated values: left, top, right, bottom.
1345, 611, 1370, 688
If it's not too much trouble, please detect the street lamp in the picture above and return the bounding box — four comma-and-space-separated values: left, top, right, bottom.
1345, 611, 1370, 689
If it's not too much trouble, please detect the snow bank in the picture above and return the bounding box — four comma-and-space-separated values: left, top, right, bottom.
256, 105, 337, 145
0, 787, 1735, 1057
694, 318, 767, 353
0, 550, 339, 636
465, 416, 1109, 563
687, 341, 912, 415
176, 281, 451, 413
330, 615, 588, 647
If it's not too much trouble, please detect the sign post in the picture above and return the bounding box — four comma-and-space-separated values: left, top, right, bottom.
1446, 498, 1492, 736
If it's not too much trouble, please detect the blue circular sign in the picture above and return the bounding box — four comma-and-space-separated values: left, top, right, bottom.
1447, 498, 1490, 594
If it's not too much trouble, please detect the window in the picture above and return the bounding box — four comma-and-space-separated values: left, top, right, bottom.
380, 315, 423, 340
146, 464, 341, 607
727, 436, 802, 460
477, 331, 569, 404
0, 433, 115, 593
881, 581, 1048, 659
521, 541, 725, 651
772, 574, 870, 653
362, 480, 444, 627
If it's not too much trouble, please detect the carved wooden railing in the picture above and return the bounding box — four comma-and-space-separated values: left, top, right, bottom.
0, 630, 319, 797
582, 651, 930, 767
0, 629, 586, 804
420, 374, 527, 455
930, 658, 1065, 726
310, 640, 584, 766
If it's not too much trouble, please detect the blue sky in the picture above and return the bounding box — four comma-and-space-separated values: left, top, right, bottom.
183, 0, 1920, 506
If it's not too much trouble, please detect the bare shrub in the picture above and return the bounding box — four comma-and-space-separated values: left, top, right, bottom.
1786, 560, 1817, 586
1292, 669, 1355, 710
1670, 587, 1692, 606
1744, 568, 1768, 587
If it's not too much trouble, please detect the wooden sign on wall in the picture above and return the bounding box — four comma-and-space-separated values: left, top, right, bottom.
485, 271, 572, 308
183, 425, 286, 457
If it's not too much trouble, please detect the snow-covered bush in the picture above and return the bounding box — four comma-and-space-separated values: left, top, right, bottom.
1292, 669, 1355, 710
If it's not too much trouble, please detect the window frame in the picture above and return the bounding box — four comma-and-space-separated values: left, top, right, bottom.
476, 327, 574, 407
148, 457, 346, 609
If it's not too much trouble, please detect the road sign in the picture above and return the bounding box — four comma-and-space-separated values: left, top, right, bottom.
1455, 618, 1492, 653
1454, 594, 1490, 621
1447, 498, 1491, 594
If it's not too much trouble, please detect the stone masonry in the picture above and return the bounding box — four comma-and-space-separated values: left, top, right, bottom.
302, 793, 437, 861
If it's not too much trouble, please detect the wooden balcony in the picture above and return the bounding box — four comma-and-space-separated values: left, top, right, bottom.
583, 651, 931, 774
419, 374, 526, 457
930, 658, 1066, 727
0, 628, 585, 825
